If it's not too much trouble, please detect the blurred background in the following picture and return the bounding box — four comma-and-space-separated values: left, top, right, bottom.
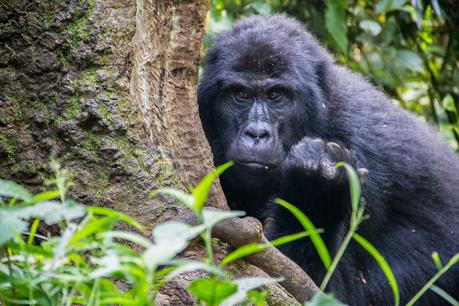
204, 0, 459, 150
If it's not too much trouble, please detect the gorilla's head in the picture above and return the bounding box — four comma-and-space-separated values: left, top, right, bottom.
198, 15, 333, 188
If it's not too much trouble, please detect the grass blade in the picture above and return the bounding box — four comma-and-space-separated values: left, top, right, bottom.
430, 285, 459, 306
336, 162, 361, 214
406, 253, 459, 306
275, 198, 331, 269
221, 231, 310, 266
353, 233, 400, 306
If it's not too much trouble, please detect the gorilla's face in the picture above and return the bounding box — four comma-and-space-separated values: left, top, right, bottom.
215, 75, 297, 183
198, 20, 329, 189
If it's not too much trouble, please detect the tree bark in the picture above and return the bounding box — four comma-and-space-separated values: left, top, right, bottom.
0, 0, 310, 304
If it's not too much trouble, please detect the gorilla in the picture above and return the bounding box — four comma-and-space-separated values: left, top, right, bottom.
198, 15, 459, 305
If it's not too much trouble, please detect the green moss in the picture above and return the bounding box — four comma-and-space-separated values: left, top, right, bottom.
98, 103, 112, 122
82, 132, 101, 160
63, 92, 82, 120
0, 132, 17, 163
35, 99, 52, 125
78, 68, 99, 87
152, 153, 181, 188
65, 0, 96, 47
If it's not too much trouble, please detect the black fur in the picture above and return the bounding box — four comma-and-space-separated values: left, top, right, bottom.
198, 15, 459, 305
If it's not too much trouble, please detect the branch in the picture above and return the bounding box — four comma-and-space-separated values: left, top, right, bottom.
212, 215, 321, 302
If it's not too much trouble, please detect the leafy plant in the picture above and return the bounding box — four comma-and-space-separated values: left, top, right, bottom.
0, 162, 285, 305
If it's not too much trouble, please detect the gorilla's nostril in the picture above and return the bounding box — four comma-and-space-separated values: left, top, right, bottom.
244, 127, 270, 140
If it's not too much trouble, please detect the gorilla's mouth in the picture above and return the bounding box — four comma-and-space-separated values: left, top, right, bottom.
235, 161, 278, 172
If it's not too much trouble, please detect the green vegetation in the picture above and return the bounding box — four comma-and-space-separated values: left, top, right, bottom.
0, 163, 298, 305
207, 0, 459, 149
1, 162, 457, 305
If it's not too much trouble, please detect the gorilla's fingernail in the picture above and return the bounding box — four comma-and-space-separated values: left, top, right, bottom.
358, 168, 369, 184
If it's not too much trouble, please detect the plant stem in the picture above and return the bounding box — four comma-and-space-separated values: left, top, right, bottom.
320, 228, 355, 291
406, 253, 459, 306
202, 231, 214, 264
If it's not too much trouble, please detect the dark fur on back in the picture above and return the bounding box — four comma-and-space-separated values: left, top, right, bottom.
198, 15, 459, 305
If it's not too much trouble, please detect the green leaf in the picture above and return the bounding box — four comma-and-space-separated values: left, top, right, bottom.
432, 251, 443, 270
221, 277, 282, 306
15, 200, 86, 225
275, 198, 331, 269
201, 208, 245, 229
359, 20, 382, 36
442, 95, 456, 113
430, 0, 441, 17
430, 285, 459, 306
396, 50, 424, 72
336, 162, 361, 221
325, 0, 348, 53
376, 0, 407, 13
87, 206, 143, 231
103, 231, 154, 248
143, 221, 206, 269
0, 211, 26, 245
33, 190, 60, 202
165, 259, 227, 280
0, 179, 33, 202
150, 187, 195, 211
221, 231, 309, 266
188, 278, 237, 306
193, 161, 233, 213
353, 233, 400, 306
70, 216, 119, 245
305, 293, 347, 306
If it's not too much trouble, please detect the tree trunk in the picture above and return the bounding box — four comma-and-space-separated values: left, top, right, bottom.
0, 0, 301, 304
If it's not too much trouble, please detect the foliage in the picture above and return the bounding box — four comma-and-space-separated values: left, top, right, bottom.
0, 163, 284, 305
1, 161, 458, 305
207, 0, 459, 149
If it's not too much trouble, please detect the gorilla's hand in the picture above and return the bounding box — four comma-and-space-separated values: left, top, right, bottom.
281, 137, 366, 189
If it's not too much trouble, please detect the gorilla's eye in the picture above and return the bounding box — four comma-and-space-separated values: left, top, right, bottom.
234, 89, 249, 100
267, 90, 282, 100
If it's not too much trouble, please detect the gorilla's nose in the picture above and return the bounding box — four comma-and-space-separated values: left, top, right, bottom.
243, 122, 271, 142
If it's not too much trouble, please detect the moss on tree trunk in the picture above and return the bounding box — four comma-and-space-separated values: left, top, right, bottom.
0, 0, 302, 304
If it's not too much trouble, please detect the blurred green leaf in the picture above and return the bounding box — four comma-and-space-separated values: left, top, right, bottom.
359, 20, 382, 36
305, 293, 347, 306
150, 187, 195, 211
325, 0, 348, 53
193, 161, 233, 213
201, 208, 245, 229
188, 278, 237, 306
88, 206, 143, 231
0, 211, 27, 245
15, 200, 85, 225
0, 179, 33, 202
376, 0, 407, 13
166, 259, 227, 280
442, 95, 456, 113
396, 50, 424, 72
221, 277, 282, 306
